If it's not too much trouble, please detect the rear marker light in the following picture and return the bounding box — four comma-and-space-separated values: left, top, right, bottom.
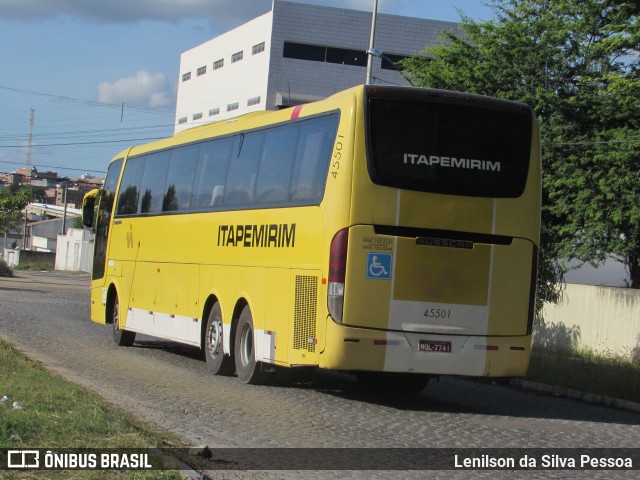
373, 340, 387, 346
328, 229, 349, 323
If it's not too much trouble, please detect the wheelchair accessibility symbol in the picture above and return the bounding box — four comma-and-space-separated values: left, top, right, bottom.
366, 253, 392, 280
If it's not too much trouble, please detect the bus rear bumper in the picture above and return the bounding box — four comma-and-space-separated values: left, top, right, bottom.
320, 319, 532, 378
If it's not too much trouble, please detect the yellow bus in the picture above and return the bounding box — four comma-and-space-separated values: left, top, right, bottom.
83, 85, 540, 392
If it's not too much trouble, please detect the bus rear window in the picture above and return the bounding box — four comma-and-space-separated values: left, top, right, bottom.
366, 92, 532, 198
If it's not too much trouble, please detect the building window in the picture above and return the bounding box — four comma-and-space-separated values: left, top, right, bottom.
193, 113, 203, 121
178, 117, 187, 124
247, 96, 261, 106
252, 42, 265, 55
326, 47, 367, 67
282, 41, 368, 67
197, 66, 207, 76
182, 72, 191, 82
209, 108, 220, 116
214, 58, 224, 70
283, 42, 325, 62
227, 102, 239, 112
231, 51, 244, 63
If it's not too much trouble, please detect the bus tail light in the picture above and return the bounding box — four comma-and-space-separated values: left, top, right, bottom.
328, 229, 348, 323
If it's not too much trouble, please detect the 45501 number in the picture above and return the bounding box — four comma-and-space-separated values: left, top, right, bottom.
331, 135, 344, 179
423, 308, 452, 319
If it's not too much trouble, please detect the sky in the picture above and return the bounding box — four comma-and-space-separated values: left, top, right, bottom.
0, 0, 494, 179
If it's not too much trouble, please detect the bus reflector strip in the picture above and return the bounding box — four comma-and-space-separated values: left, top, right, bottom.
510, 346, 526, 351
344, 338, 360, 343
373, 339, 387, 345
475, 345, 499, 351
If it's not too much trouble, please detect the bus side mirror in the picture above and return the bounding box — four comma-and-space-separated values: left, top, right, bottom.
82, 197, 95, 228
82, 189, 100, 230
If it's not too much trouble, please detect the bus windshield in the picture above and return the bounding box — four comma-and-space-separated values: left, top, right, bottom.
366, 89, 532, 198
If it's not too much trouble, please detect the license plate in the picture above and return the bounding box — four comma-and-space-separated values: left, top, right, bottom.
419, 340, 452, 353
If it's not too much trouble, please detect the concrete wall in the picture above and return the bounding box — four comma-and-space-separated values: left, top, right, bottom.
536, 284, 640, 361
55, 228, 95, 273
2, 249, 55, 268
175, 9, 272, 132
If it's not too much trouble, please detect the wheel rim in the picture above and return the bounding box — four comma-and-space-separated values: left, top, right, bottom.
239, 322, 253, 367
207, 320, 222, 358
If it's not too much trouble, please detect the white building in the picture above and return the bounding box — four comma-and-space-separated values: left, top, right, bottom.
175, 0, 459, 133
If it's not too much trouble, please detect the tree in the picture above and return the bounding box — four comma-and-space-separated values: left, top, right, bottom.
0, 186, 31, 235
402, 0, 640, 291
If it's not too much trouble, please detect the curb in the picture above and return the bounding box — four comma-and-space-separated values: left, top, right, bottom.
510, 378, 640, 413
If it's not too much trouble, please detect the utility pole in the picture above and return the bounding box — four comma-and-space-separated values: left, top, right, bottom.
25, 107, 35, 169
365, 0, 379, 85
61, 181, 68, 235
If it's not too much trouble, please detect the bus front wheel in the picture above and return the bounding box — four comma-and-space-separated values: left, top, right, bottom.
234, 305, 271, 385
204, 303, 235, 376
111, 294, 136, 347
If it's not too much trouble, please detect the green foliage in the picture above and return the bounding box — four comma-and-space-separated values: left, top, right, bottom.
0, 259, 13, 277
0, 186, 31, 235
527, 347, 640, 403
0, 338, 184, 478
402, 0, 640, 290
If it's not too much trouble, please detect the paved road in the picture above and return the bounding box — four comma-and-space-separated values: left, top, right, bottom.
1, 270, 639, 479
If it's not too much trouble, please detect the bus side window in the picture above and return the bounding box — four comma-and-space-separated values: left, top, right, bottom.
192, 138, 234, 209
290, 116, 337, 203
165, 145, 199, 212
254, 124, 298, 205
139, 151, 170, 214
116, 156, 146, 215
224, 132, 264, 207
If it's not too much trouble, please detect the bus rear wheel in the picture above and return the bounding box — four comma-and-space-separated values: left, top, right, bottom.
234, 305, 272, 385
204, 303, 235, 375
111, 294, 135, 347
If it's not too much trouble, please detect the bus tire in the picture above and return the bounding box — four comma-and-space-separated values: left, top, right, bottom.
111, 294, 135, 347
204, 303, 235, 376
356, 372, 429, 394
234, 305, 271, 385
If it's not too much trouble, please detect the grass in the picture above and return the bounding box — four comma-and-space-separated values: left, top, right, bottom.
0, 337, 187, 479
15, 262, 54, 271
526, 346, 640, 403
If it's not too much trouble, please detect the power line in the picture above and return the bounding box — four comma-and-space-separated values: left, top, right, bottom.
0, 160, 105, 174
0, 137, 165, 148
0, 84, 175, 117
